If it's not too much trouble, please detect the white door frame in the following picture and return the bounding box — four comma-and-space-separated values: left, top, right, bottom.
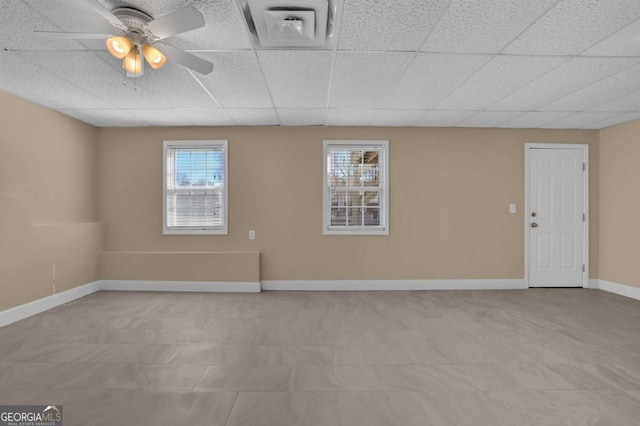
524, 143, 589, 288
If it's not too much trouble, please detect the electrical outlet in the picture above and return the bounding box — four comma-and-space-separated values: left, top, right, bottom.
249, 230, 256, 240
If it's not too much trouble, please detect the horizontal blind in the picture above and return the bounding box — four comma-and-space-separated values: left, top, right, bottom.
327, 145, 383, 228
166, 146, 225, 229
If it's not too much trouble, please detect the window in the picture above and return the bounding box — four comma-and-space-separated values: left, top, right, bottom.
163, 140, 228, 235
323, 140, 389, 235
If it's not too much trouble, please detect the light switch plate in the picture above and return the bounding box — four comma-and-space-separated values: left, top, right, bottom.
509, 204, 517, 214
249, 230, 256, 240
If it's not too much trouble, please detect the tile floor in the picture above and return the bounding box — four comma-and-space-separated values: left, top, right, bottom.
1, 289, 640, 425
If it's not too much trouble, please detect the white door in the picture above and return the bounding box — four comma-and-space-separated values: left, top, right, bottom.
528, 147, 587, 287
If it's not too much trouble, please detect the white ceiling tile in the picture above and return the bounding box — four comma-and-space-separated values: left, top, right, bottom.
0, 51, 115, 109
580, 112, 640, 129
195, 51, 273, 108
488, 57, 640, 111
0, 0, 52, 33
277, 109, 326, 126
413, 110, 476, 127
23, 0, 114, 35
258, 51, 333, 108
227, 108, 280, 125
498, 111, 573, 128
541, 112, 620, 129
135, 61, 219, 109
539, 64, 640, 111
175, 109, 235, 126
338, 0, 449, 51
0, 0, 89, 51
582, 19, 640, 57
1, 33, 89, 51
503, 0, 640, 55
325, 109, 376, 126
122, 108, 199, 126
20, 51, 171, 109
383, 53, 492, 109
0, 85, 66, 111
4, 0, 639, 128
58, 109, 108, 127
370, 109, 425, 126
102, 0, 251, 50
436, 55, 566, 110
330, 52, 414, 108
422, 0, 558, 53
457, 111, 523, 127
78, 109, 152, 127
587, 92, 640, 112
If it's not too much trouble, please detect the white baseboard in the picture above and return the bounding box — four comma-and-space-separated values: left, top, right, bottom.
0, 281, 102, 327
261, 279, 528, 291
591, 279, 640, 301
18, 278, 636, 327
0, 280, 261, 327
101, 280, 261, 293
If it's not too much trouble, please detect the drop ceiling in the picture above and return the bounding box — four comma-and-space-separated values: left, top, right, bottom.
0, 0, 639, 129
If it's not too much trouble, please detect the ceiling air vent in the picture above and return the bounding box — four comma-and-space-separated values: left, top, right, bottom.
238, 0, 341, 49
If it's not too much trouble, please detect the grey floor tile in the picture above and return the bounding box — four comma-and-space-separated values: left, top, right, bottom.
292, 366, 386, 391
194, 365, 292, 391
251, 346, 334, 366
337, 392, 400, 426
226, 392, 340, 426
170, 345, 254, 365
61, 363, 208, 391
262, 329, 364, 346
1, 289, 639, 424
123, 390, 237, 426
333, 345, 415, 365
378, 364, 484, 391
530, 389, 640, 425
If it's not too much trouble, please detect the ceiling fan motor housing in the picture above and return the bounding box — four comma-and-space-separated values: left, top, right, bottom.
112, 7, 158, 41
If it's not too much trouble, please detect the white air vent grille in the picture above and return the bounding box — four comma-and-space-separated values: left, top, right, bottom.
238, 0, 340, 49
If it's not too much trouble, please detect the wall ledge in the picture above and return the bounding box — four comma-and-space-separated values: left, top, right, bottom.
590, 279, 640, 301
261, 279, 528, 291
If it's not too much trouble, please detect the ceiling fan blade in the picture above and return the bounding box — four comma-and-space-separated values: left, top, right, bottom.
147, 5, 205, 40
156, 44, 213, 75
87, 0, 127, 31
34, 31, 112, 39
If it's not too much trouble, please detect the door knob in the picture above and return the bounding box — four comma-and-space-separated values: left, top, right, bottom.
531, 223, 538, 228
531, 212, 537, 217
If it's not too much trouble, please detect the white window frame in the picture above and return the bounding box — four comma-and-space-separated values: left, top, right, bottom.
163, 140, 228, 235
323, 140, 389, 235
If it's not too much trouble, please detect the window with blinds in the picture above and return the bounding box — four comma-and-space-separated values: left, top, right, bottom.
163, 140, 228, 235
323, 140, 389, 235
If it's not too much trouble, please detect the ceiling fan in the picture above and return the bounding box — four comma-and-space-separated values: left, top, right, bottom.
36, 1, 214, 77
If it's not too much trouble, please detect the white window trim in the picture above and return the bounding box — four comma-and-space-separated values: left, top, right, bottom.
163, 140, 229, 235
323, 140, 389, 235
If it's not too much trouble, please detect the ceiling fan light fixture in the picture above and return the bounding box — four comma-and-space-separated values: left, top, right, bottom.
142, 44, 167, 69
122, 46, 143, 76
106, 36, 134, 59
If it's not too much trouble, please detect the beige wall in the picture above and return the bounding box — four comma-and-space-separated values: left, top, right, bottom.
599, 119, 640, 288
0, 90, 102, 310
98, 126, 599, 282
0, 88, 607, 310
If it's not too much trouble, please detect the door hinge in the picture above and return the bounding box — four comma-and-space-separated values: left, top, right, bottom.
582, 264, 585, 272
583, 213, 586, 222
582, 163, 586, 171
